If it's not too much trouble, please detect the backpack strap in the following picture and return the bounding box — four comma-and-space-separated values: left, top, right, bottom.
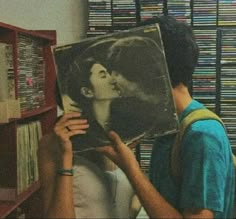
170, 108, 225, 186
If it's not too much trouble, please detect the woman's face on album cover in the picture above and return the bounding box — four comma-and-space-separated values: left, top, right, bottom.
88, 63, 120, 100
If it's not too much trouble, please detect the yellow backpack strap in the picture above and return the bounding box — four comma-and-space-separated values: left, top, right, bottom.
170, 108, 234, 185
180, 108, 224, 140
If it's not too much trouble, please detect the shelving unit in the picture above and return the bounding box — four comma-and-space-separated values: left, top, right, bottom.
0, 181, 39, 218
0, 22, 57, 218
86, 0, 236, 173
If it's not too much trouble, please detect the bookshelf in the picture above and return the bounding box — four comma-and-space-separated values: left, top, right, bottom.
86, 0, 236, 174
0, 22, 57, 218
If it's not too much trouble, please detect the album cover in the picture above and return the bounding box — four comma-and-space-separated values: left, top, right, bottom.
53, 23, 179, 152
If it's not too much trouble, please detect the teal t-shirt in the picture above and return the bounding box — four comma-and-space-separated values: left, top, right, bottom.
150, 99, 235, 218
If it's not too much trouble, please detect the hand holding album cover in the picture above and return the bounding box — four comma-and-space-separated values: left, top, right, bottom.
53, 23, 179, 152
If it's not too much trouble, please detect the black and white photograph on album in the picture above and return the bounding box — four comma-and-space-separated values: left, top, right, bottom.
53, 23, 179, 152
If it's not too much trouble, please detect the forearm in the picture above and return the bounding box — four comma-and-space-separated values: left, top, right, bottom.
98, 132, 213, 219
46, 153, 75, 218
126, 166, 182, 219
41, 113, 88, 218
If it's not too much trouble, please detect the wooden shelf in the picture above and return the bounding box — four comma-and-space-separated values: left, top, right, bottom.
0, 21, 56, 218
0, 105, 57, 125
0, 22, 55, 41
21, 105, 57, 119
0, 181, 40, 218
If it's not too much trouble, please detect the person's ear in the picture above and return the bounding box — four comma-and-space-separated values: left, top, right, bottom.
81, 87, 94, 98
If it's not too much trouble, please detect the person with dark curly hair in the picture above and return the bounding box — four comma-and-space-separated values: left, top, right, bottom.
97, 15, 235, 219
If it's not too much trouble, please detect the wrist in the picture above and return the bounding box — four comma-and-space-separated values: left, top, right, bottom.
125, 161, 142, 179
61, 152, 73, 169
61, 144, 73, 156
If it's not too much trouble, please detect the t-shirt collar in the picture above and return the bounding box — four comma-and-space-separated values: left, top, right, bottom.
178, 99, 204, 123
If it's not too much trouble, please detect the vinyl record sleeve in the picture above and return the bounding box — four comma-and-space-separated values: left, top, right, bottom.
53, 23, 179, 152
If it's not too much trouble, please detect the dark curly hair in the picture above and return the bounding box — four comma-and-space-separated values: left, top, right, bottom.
137, 15, 199, 89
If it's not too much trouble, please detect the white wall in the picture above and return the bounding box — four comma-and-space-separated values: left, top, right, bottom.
0, 0, 88, 115
0, 0, 88, 44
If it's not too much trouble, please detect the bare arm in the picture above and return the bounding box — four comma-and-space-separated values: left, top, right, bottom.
38, 134, 57, 217
97, 131, 214, 219
38, 112, 89, 218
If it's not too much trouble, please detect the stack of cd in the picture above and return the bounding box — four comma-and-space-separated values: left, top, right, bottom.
139, 137, 154, 174
18, 34, 45, 112
193, 0, 217, 26
112, 0, 137, 32
219, 29, 236, 149
139, 0, 164, 22
167, 0, 191, 24
218, 0, 236, 26
87, 0, 112, 37
192, 29, 217, 112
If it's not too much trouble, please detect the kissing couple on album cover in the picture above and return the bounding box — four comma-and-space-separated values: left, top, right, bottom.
53, 23, 179, 152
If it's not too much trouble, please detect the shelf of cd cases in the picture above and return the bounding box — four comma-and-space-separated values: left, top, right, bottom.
192, 0, 217, 26
112, 0, 137, 31
219, 29, 236, 149
0, 21, 57, 218
192, 29, 217, 112
167, 0, 191, 24
139, 0, 164, 21
218, 0, 236, 26
87, 0, 113, 37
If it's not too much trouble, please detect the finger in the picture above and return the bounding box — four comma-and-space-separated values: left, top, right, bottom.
67, 129, 87, 136
54, 121, 88, 137
56, 126, 87, 143
65, 126, 71, 132
67, 124, 89, 132
64, 120, 89, 134
96, 145, 117, 161
65, 120, 89, 134
96, 145, 113, 154
54, 121, 69, 134
56, 118, 88, 133
55, 127, 71, 142
108, 131, 123, 147
65, 119, 88, 127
